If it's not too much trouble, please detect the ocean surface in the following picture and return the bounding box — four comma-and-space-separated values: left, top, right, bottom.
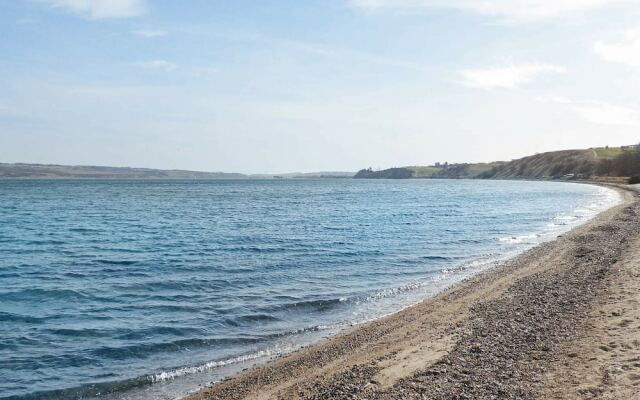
0, 179, 620, 400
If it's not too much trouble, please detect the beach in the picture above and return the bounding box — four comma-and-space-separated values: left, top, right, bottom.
8, 2, 640, 398
186, 184, 640, 400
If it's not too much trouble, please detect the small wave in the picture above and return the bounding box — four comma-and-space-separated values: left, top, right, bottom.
555, 215, 577, 221
46, 328, 112, 338
90, 336, 279, 361
68, 227, 101, 233
13, 375, 152, 400
0, 288, 95, 302
24, 239, 66, 246
148, 348, 283, 383
115, 326, 203, 340
227, 245, 283, 254
219, 313, 282, 328
236, 313, 282, 323
0, 311, 45, 323
499, 234, 539, 244
94, 259, 139, 266
362, 281, 428, 303
269, 297, 346, 314
91, 325, 342, 360
62, 272, 87, 278
322, 225, 348, 231
148, 323, 339, 383
419, 255, 451, 261
114, 279, 230, 293
573, 208, 592, 215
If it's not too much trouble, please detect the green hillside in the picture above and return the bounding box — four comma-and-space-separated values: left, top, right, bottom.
480, 149, 595, 179
355, 162, 504, 179
408, 166, 441, 177
355, 145, 639, 181
593, 147, 625, 159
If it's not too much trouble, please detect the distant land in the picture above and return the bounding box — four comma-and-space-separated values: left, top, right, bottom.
0, 163, 354, 180
2, 145, 638, 181
253, 171, 354, 179
355, 145, 640, 183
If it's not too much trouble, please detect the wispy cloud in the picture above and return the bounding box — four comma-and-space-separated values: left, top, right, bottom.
45, 0, 145, 19
542, 96, 640, 126
177, 26, 429, 73
0, 104, 25, 117
16, 17, 38, 25
62, 84, 163, 98
593, 29, 640, 67
133, 29, 168, 38
572, 101, 640, 126
459, 63, 565, 90
350, 0, 627, 22
131, 60, 177, 72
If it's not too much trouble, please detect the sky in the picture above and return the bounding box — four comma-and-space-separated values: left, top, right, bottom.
1, 0, 640, 173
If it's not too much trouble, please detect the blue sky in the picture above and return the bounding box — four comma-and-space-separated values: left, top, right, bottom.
1, 0, 640, 173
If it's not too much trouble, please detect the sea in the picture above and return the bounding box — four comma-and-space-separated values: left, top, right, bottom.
0, 179, 620, 399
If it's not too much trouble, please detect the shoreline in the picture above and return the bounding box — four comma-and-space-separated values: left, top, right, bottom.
185, 183, 640, 399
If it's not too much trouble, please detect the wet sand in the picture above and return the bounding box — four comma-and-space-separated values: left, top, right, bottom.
186, 184, 640, 400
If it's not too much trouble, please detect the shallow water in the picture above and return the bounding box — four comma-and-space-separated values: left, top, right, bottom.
0, 179, 620, 399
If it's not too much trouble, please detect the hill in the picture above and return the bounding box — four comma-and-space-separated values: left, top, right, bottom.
0, 163, 357, 180
479, 149, 595, 179
353, 168, 414, 179
0, 163, 248, 179
255, 171, 355, 179
355, 145, 640, 181
354, 163, 504, 179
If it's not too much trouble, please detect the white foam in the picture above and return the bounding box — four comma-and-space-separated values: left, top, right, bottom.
506, 185, 622, 249
499, 234, 539, 244
555, 215, 577, 221
149, 347, 286, 383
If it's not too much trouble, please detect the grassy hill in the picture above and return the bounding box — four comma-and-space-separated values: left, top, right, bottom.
592, 146, 627, 159
411, 163, 502, 178
354, 168, 414, 179
354, 163, 503, 179
355, 145, 640, 181
479, 149, 595, 179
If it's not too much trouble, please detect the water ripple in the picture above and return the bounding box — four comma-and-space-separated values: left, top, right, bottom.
0, 179, 620, 399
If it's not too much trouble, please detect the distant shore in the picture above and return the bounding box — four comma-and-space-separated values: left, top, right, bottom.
186, 183, 640, 399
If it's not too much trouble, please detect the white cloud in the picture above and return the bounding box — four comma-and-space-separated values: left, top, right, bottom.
133, 29, 167, 38
350, 0, 627, 21
593, 29, 640, 66
45, 0, 145, 19
542, 96, 640, 126
572, 101, 640, 126
131, 60, 178, 72
459, 63, 565, 90
535, 95, 573, 104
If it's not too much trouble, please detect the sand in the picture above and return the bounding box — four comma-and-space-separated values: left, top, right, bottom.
544, 234, 640, 398
186, 184, 640, 400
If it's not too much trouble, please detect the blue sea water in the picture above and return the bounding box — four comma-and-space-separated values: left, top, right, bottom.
0, 179, 620, 399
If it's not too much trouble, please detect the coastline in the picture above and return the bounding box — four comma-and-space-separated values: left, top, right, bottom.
185, 183, 640, 399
